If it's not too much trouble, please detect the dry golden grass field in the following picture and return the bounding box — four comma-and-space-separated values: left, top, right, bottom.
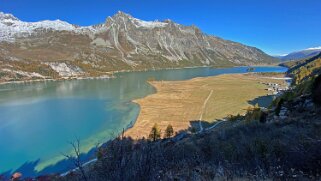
125, 73, 287, 139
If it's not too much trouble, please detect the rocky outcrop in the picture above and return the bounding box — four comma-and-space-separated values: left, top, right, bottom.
47, 62, 83, 77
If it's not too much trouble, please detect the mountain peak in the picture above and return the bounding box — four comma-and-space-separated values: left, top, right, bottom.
0, 11, 275, 68
105, 11, 169, 29
0, 12, 19, 21
105, 11, 132, 25
113, 11, 133, 19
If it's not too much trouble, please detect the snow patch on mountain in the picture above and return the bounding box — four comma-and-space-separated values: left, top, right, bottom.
0, 11, 170, 42
111, 11, 168, 29
130, 17, 168, 29
0, 12, 105, 42
306, 46, 321, 51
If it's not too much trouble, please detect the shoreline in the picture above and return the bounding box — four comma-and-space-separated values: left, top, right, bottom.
0, 66, 287, 175
0, 69, 284, 175
0, 64, 280, 86
124, 73, 288, 139
0, 75, 114, 86
0, 74, 116, 85
0, 65, 210, 86
58, 71, 288, 177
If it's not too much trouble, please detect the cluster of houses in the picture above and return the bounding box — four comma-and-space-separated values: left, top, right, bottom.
261, 82, 289, 95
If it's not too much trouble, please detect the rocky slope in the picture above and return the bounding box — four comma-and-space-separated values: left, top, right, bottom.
0, 11, 276, 82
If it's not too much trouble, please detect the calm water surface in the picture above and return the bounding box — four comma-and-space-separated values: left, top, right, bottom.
0, 66, 287, 174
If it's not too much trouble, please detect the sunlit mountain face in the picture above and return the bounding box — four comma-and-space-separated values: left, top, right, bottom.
1, 1, 320, 180
0, 11, 277, 83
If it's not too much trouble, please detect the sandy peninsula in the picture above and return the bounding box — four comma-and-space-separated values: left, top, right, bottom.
125, 73, 287, 139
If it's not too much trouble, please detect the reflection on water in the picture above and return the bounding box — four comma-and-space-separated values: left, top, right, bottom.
0, 66, 287, 175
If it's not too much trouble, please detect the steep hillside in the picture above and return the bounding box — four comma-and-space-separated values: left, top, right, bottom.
0, 11, 276, 82
281, 53, 321, 84
277, 47, 321, 62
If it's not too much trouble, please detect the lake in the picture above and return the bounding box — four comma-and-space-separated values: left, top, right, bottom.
0, 66, 287, 175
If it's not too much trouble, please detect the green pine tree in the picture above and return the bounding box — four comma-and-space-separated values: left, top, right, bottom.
148, 123, 161, 141
164, 124, 174, 138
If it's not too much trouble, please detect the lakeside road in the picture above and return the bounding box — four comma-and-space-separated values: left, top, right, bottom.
125, 73, 287, 139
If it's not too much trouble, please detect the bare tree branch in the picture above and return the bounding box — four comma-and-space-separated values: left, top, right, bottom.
62, 138, 88, 181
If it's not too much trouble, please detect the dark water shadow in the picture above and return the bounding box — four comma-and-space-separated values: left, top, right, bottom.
1, 95, 276, 178
1, 147, 98, 178
39, 147, 97, 175
2, 119, 225, 179
248, 95, 274, 108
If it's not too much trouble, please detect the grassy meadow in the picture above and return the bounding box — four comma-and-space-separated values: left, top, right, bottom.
125, 73, 287, 138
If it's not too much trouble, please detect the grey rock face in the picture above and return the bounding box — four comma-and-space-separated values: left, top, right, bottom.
91, 12, 276, 66
0, 11, 277, 79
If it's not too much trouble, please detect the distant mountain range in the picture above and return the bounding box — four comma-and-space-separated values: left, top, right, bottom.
0, 11, 276, 81
276, 47, 321, 62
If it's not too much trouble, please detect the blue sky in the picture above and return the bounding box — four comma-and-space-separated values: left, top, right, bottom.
0, 0, 320, 55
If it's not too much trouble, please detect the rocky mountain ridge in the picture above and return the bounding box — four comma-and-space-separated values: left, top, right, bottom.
0, 11, 277, 82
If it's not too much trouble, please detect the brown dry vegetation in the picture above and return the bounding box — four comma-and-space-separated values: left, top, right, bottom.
57, 93, 321, 181
125, 73, 287, 138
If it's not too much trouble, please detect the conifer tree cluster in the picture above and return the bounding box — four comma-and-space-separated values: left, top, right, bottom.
148, 123, 174, 141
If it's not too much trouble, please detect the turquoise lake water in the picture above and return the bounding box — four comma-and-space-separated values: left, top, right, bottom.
0, 66, 287, 175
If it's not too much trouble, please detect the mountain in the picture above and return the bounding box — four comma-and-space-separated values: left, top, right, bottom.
0, 11, 276, 82
281, 52, 321, 84
277, 47, 321, 62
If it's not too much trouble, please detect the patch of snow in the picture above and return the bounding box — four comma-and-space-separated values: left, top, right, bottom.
305, 46, 321, 51
0, 12, 105, 42
0, 11, 169, 42
80, 24, 106, 34
129, 17, 168, 29
277, 53, 289, 57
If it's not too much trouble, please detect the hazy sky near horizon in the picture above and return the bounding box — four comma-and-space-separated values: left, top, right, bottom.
0, 0, 320, 55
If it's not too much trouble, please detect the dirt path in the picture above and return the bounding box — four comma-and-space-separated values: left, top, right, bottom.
125, 74, 287, 138
198, 90, 213, 131
205, 120, 227, 131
